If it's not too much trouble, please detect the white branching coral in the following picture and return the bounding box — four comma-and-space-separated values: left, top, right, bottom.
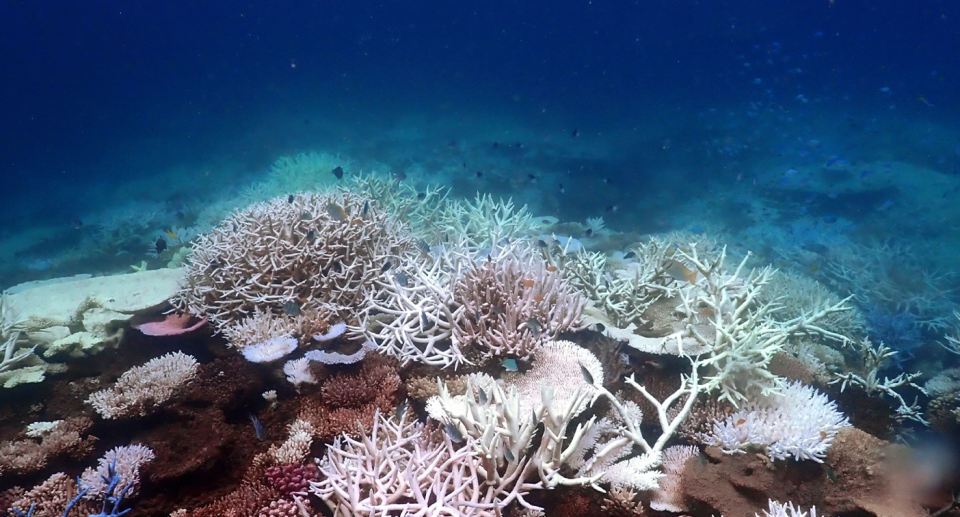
312, 411, 535, 516
758, 499, 824, 517
86, 351, 199, 419
831, 338, 928, 425
357, 243, 585, 368
697, 381, 850, 462
500, 340, 603, 417
174, 191, 412, 332
78, 444, 155, 499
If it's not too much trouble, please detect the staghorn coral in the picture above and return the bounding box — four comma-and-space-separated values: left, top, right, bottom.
86, 351, 199, 419
174, 191, 413, 333
0, 417, 96, 478
358, 242, 586, 367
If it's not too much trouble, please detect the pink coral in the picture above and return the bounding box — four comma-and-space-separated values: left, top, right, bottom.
264, 463, 319, 495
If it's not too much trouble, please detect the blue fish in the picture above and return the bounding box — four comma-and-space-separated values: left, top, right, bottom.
502, 358, 519, 372
860, 170, 874, 179
689, 226, 705, 234
248, 413, 266, 441
822, 215, 838, 224
804, 194, 817, 203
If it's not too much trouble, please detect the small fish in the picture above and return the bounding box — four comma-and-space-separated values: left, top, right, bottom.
476, 171, 483, 178
605, 204, 618, 213
802, 243, 830, 255
528, 174, 537, 182
594, 323, 606, 332
165, 228, 178, 240
585, 228, 593, 237
417, 192, 426, 201
826, 466, 837, 483
664, 260, 697, 284
784, 169, 799, 176
537, 239, 548, 248
821, 215, 838, 224
526, 318, 542, 337
477, 388, 488, 405
876, 199, 894, 211
558, 183, 565, 194
362, 201, 370, 216
490, 306, 505, 316
623, 251, 637, 259
501, 358, 519, 371
396, 399, 408, 420
521, 279, 535, 288
283, 300, 302, 316
287, 194, 295, 204
444, 423, 464, 443
301, 211, 311, 221
860, 169, 874, 179
545, 265, 557, 272
248, 413, 266, 441
689, 226, 704, 234
306, 230, 316, 241
155, 237, 168, 255
736, 418, 746, 426
504, 447, 516, 462
804, 193, 818, 203
420, 310, 430, 329
534, 294, 545, 302
416, 239, 431, 254
381, 260, 393, 273
395, 272, 409, 287
70, 217, 84, 229
326, 203, 348, 222
571, 128, 579, 138
579, 363, 594, 385
331, 166, 344, 180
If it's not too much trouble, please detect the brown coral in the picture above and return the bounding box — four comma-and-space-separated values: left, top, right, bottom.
8, 473, 97, 517
0, 417, 96, 478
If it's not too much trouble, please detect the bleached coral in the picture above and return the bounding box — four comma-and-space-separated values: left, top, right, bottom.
649, 445, 699, 512
282, 358, 317, 386
758, 499, 823, 517
697, 381, 850, 462
269, 420, 315, 466
174, 191, 412, 331
831, 338, 928, 425
86, 351, 199, 419
241, 337, 298, 363
78, 444, 155, 498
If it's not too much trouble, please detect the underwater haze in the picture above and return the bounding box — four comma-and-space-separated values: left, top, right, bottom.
2, 1, 960, 517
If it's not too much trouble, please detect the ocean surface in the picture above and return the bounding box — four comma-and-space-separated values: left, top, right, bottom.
1, 1, 960, 515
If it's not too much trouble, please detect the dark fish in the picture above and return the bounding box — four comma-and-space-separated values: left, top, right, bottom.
381, 260, 393, 273
802, 243, 830, 255
605, 204, 618, 213
155, 237, 167, 255
206, 260, 220, 272
396, 399, 408, 420
420, 310, 430, 329
326, 203, 348, 222
491, 306, 504, 316
537, 239, 548, 248
70, 217, 83, 229
306, 230, 316, 241
595, 323, 606, 332
394, 169, 408, 181
287, 194, 295, 204
395, 272, 409, 287
501, 358, 519, 371
283, 301, 302, 316
579, 363, 595, 385
301, 211, 311, 220
526, 318, 542, 337
528, 174, 537, 182
417, 192, 426, 201
362, 201, 369, 216
444, 423, 464, 443
504, 447, 516, 462
416, 239, 431, 254
248, 413, 266, 441
623, 251, 637, 259
585, 229, 593, 237
559, 183, 565, 194
332, 261, 342, 273
493, 141, 499, 148
572, 128, 579, 138
462, 161, 467, 169
331, 166, 344, 180
476, 171, 483, 178
478, 389, 489, 405
821, 215, 838, 224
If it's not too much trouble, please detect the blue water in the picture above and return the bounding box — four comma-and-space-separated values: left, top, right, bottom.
1, 0, 959, 285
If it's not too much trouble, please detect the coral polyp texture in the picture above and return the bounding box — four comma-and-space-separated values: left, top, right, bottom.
173, 191, 413, 337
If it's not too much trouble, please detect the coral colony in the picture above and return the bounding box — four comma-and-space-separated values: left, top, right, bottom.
1, 165, 958, 517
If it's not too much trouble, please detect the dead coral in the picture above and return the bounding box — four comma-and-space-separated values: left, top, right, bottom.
0, 417, 96, 477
